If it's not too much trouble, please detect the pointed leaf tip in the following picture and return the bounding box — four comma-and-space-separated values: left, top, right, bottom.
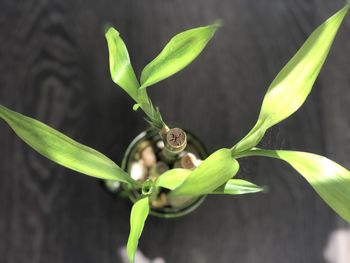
212, 179, 265, 195
104, 26, 119, 36
105, 27, 140, 101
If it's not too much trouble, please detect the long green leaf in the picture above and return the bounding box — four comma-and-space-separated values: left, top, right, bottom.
240, 148, 350, 223
170, 148, 239, 196
0, 105, 135, 185
140, 23, 220, 89
127, 197, 150, 263
212, 179, 264, 195
155, 168, 191, 190
105, 27, 140, 101
232, 5, 349, 154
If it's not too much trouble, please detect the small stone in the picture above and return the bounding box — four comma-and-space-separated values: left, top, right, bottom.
151, 193, 168, 208
180, 153, 201, 170
156, 140, 164, 149
135, 141, 151, 160
130, 160, 147, 181
141, 145, 157, 168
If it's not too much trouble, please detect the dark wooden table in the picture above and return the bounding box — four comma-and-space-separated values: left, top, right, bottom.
1, 0, 350, 262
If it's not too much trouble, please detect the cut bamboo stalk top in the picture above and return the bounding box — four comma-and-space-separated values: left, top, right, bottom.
165, 128, 187, 152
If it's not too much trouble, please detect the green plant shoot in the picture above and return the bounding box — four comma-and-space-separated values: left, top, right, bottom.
105, 28, 164, 130
0, 4, 349, 263
105, 23, 219, 130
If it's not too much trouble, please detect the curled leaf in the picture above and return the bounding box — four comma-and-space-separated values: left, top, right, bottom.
156, 168, 191, 190
170, 148, 239, 196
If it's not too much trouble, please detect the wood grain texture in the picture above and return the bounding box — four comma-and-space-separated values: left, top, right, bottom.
0, 0, 350, 262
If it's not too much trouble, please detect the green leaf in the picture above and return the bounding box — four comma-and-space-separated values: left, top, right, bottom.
212, 179, 264, 195
0, 105, 135, 185
127, 197, 150, 263
105, 27, 166, 131
140, 23, 220, 89
240, 148, 350, 223
156, 168, 191, 190
105, 27, 140, 101
170, 148, 239, 196
232, 5, 349, 154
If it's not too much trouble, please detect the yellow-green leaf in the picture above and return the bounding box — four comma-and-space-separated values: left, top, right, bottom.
105, 27, 140, 101
170, 148, 239, 196
140, 23, 220, 89
242, 148, 350, 223
155, 168, 191, 190
232, 5, 349, 154
212, 179, 264, 195
127, 197, 150, 263
0, 105, 135, 185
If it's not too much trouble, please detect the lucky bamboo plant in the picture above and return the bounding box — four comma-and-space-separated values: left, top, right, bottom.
1, 4, 350, 263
